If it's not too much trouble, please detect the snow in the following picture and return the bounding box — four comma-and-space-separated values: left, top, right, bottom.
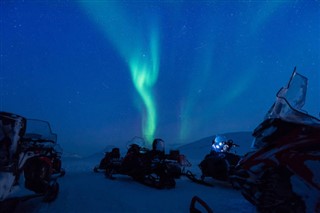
13, 132, 256, 213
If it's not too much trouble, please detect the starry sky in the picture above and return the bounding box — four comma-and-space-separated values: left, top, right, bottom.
1, 1, 319, 155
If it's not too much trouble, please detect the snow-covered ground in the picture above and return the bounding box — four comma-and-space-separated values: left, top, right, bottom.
13, 132, 256, 213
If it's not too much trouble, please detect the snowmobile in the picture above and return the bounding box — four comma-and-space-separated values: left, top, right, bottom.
198, 135, 241, 182
184, 135, 241, 187
95, 137, 191, 189
93, 147, 121, 173
230, 68, 320, 213
0, 112, 64, 211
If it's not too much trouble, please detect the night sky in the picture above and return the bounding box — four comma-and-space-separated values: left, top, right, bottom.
1, 1, 319, 155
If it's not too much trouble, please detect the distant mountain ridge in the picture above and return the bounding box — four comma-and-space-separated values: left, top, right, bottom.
63, 131, 254, 160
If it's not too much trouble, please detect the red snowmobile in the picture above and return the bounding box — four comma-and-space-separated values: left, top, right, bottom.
0, 112, 64, 211
231, 68, 320, 213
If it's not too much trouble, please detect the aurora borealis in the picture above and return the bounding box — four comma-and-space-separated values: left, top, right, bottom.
1, 1, 319, 154
79, 2, 161, 144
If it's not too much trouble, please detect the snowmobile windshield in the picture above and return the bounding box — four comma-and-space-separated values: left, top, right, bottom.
153, 138, 165, 152
265, 70, 320, 126
126, 136, 146, 150
24, 119, 57, 143
251, 69, 320, 150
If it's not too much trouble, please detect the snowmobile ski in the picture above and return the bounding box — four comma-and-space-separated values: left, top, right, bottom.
184, 170, 213, 187
189, 195, 213, 213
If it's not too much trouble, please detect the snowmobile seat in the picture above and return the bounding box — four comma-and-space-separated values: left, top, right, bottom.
167, 150, 180, 161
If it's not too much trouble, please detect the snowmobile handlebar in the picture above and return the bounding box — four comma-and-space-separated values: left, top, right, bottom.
226, 139, 239, 147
